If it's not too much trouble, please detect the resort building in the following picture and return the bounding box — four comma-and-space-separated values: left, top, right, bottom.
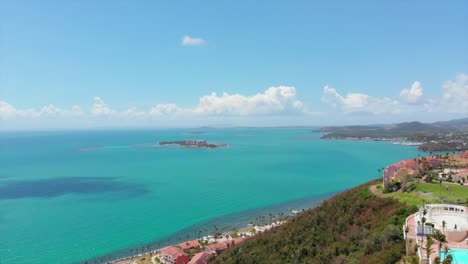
187, 252, 211, 264
417, 204, 467, 242
205, 242, 228, 254
404, 204, 468, 263
178, 240, 201, 250
184, 139, 207, 146
160, 246, 190, 264
383, 159, 419, 188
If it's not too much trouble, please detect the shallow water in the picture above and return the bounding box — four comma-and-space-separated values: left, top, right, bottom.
0, 128, 422, 263
441, 248, 468, 264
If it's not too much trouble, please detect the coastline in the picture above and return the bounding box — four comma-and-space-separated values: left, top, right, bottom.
82, 192, 337, 264
108, 221, 285, 264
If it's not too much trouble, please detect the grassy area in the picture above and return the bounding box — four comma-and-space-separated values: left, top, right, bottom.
415, 182, 467, 202
373, 182, 468, 207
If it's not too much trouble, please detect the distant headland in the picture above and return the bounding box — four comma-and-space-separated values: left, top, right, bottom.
317, 117, 468, 152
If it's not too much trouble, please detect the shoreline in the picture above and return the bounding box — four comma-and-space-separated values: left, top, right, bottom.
108, 220, 286, 264
82, 192, 337, 264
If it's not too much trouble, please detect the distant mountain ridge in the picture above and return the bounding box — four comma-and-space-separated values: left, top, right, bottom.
321, 117, 468, 133
319, 117, 468, 152
431, 117, 468, 130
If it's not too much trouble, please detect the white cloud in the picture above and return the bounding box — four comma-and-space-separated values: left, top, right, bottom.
426, 73, 468, 113
0, 101, 85, 120
0, 101, 18, 119
70, 105, 84, 116
194, 86, 307, 115
92, 97, 114, 116
400, 81, 424, 104
39, 104, 63, 116
322, 86, 400, 114
149, 104, 183, 116
5, 73, 466, 128
181, 35, 206, 46
121, 107, 146, 118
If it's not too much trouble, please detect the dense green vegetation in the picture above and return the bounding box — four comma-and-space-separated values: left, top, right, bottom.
212, 181, 417, 264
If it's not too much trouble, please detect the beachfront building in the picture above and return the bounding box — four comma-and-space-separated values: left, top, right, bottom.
187, 252, 211, 264
205, 242, 228, 254
160, 246, 190, 264
404, 204, 468, 263
178, 240, 201, 251
184, 140, 207, 146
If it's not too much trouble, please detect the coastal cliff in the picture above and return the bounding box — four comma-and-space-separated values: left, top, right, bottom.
212, 181, 416, 264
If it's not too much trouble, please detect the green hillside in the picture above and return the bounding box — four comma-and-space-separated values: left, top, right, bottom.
212, 181, 417, 264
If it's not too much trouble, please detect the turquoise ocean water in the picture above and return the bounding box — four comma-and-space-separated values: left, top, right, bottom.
0, 128, 422, 264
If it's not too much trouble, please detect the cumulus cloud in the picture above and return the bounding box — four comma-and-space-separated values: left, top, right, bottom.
322, 86, 400, 114
0, 101, 84, 120
39, 104, 63, 116
0, 101, 18, 119
426, 73, 468, 113
400, 81, 424, 104
149, 104, 183, 116
181, 35, 206, 46
121, 107, 146, 118
194, 86, 307, 115
70, 105, 84, 116
1, 85, 309, 127
92, 97, 114, 116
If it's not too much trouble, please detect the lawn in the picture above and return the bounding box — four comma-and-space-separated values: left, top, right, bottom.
372, 182, 468, 207
415, 182, 468, 203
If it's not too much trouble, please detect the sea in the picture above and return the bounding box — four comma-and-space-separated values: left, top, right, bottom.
0, 128, 423, 264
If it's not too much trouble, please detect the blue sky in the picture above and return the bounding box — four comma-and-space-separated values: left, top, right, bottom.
1, 0, 467, 129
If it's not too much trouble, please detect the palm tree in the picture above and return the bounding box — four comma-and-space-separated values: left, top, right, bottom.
437, 244, 450, 263
444, 254, 453, 264
269, 213, 274, 223
404, 226, 410, 255
432, 230, 447, 261
213, 225, 219, 242
426, 236, 434, 260
421, 216, 426, 239
416, 220, 421, 246
378, 167, 385, 186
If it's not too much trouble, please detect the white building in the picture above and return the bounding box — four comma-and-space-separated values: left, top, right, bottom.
416, 204, 467, 242
184, 139, 207, 146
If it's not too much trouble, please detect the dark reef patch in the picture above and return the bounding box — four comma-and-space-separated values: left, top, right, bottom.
0, 176, 148, 199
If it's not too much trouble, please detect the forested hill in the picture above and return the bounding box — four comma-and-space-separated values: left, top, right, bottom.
319, 118, 468, 152
212, 181, 416, 264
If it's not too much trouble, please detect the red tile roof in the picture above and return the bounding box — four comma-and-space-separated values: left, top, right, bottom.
460, 150, 468, 158
178, 240, 201, 250
188, 252, 211, 264
205, 242, 228, 253
161, 246, 187, 259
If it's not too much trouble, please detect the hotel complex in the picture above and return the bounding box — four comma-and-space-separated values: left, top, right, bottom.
404, 204, 468, 263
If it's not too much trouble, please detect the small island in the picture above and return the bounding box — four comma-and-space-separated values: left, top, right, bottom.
159, 139, 228, 148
